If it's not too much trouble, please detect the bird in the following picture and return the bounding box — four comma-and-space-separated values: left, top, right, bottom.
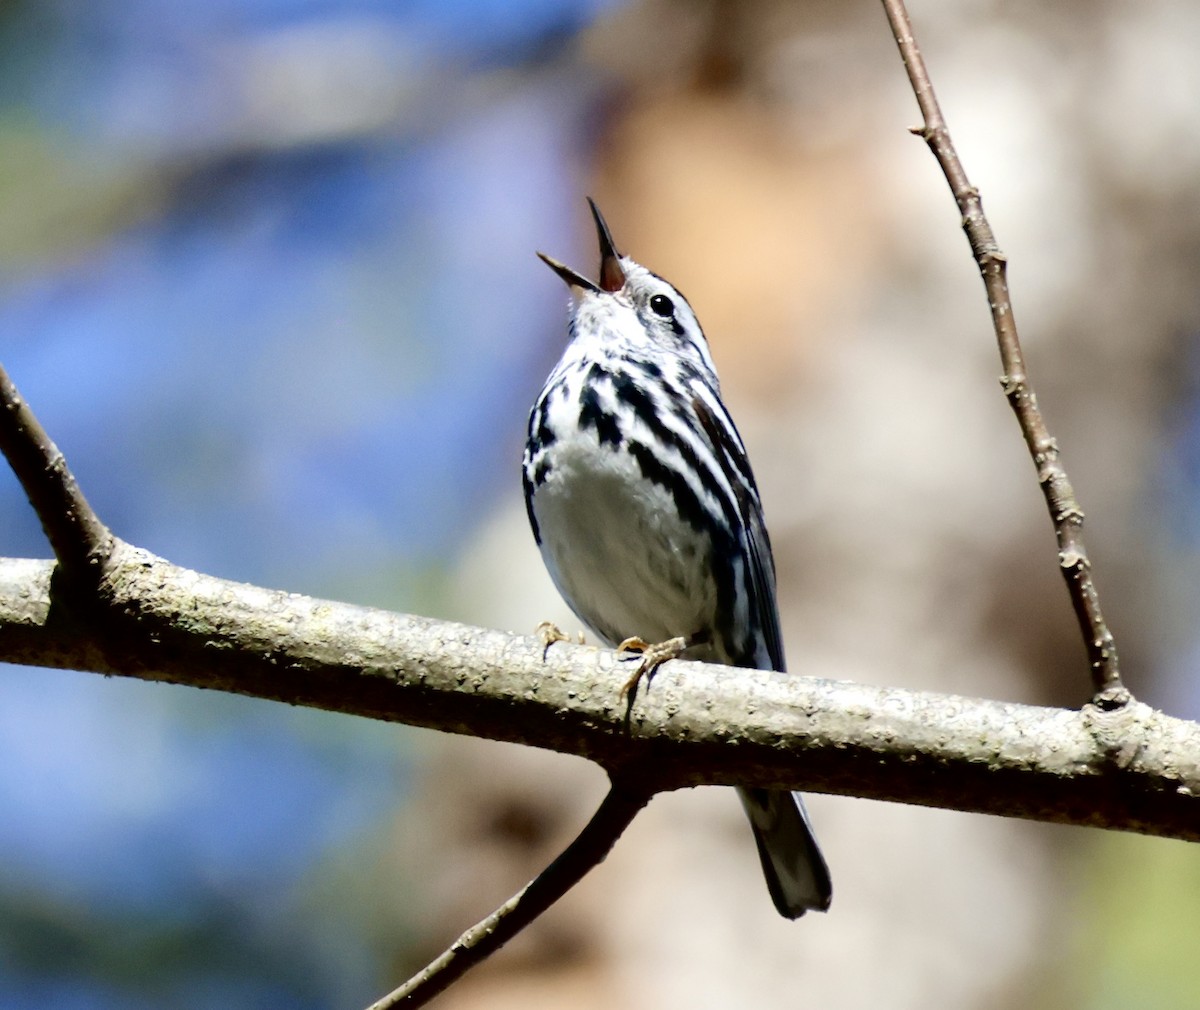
521, 198, 832, 918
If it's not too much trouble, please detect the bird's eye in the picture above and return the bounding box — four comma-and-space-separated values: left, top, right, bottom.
649, 294, 674, 318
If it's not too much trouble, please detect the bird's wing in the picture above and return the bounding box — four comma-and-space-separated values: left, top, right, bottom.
692, 393, 786, 673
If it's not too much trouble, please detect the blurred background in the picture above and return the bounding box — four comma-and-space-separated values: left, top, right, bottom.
2, 0, 1200, 1006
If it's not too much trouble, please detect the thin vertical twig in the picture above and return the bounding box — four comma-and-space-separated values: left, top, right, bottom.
365, 780, 652, 1010
0, 362, 113, 580
879, 0, 1125, 702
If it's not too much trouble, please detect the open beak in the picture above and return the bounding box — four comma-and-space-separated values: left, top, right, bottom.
536, 251, 602, 293
537, 198, 627, 295
587, 198, 626, 292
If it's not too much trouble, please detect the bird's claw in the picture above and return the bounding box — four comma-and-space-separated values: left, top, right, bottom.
536, 621, 583, 661
617, 635, 688, 698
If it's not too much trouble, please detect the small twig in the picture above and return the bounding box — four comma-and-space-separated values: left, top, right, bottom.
879, 0, 1124, 701
366, 780, 652, 1010
0, 362, 113, 581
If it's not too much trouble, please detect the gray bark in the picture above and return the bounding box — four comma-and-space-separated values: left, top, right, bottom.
1, 543, 1196, 841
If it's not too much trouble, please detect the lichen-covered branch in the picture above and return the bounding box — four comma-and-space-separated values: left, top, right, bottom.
0, 550, 1196, 839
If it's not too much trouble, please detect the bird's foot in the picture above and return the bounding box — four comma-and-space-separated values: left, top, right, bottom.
617, 635, 688, 698
536, 621, 583, 661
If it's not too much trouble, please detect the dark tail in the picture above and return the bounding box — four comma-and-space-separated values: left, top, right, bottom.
738, 787, 832, 918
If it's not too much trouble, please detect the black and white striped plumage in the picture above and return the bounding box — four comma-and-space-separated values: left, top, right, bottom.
523, 200, 831, 919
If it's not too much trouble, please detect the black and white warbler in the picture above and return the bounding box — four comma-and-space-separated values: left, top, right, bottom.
523, 200, 832, 918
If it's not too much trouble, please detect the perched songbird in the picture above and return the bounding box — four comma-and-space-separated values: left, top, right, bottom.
522, 200, 831, 918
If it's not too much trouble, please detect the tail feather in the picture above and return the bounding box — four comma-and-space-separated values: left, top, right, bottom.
738, 787, 832, 918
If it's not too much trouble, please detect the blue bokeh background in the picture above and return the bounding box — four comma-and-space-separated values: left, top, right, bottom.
0, 1, 622, 1004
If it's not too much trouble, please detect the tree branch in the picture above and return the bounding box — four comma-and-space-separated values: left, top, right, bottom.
880, 0, 1124, 700
0, 551, 1196, 839
0, 363, 113, 581
366, 779, 651, 1010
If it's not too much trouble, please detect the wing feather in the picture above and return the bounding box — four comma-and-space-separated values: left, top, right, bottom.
692, 394, 786, 673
